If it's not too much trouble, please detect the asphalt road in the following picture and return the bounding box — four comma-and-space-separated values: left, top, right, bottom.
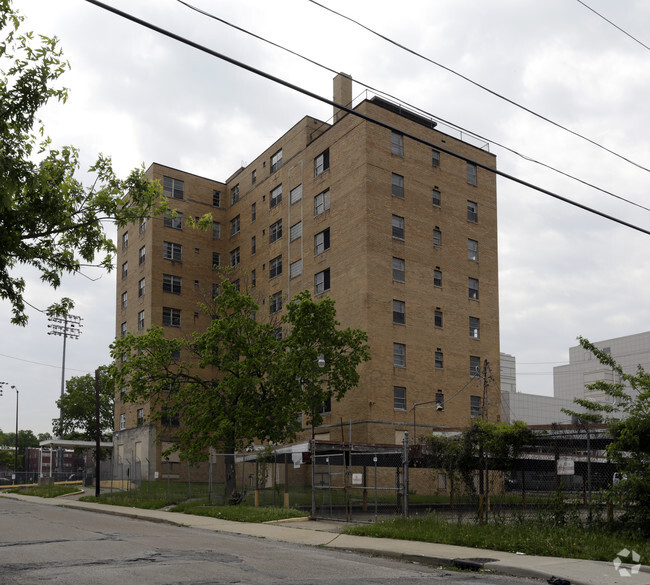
0, 497, 542, 585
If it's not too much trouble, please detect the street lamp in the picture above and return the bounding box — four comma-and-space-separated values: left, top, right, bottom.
311, 353, 326, 518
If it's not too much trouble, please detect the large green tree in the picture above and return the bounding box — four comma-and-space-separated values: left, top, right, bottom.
0, 1, 164, 325
566, 337, 650, 534
111, 280, 370, 497
53, 366, 114, 441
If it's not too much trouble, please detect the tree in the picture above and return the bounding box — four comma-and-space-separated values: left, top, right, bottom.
53, 366, 114, 441
0, 428, 39, 470
110, 280, 370, 497
565, 337, 650, 534
0, 1, 164, 325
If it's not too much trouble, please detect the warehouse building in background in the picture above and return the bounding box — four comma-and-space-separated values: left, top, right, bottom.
113, 74, 500, 479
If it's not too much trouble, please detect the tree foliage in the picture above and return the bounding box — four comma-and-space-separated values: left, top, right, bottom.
566, 337, 650, 534
0, 0, 164, 324
52, 366, 114, 441
110, 280, 370, 496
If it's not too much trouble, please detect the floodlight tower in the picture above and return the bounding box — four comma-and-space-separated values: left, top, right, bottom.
47, 313, 83, 474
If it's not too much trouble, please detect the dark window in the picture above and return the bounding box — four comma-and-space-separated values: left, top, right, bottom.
138, 278, 145, 297
212, 222, 221, 239
270, 291, 282, 314
231, 184, 239, 204
163, 211, 183, 229
139, 246, 145, 265
315, 268, 330, 294
314, 190, 330, 216
315, 148, 330, 177
230, 247, 240, 267
434, 268, 442, 288
433, 227, 442, 247
435, 351, 443, 369
470, 395, 482, 417
434, 309, 443, 328
394, 386, 406, 410
392, 215, 404, 240
269, 255, 282, 278
469, 278, 479, 300
212, 190, 221, 207
470, 356, 481, 377
433, 188, 441, 206
469, 316, 480, 339
230, 215, 240, 237
163, 176, 184, 200
468, 239, 479, 261
392, 257, 405, 282
270, 185, 282, 208
212, 252, 220, 269
432, 150, 440, 167
163, 241, 182, 262
467, 163, 477, 186
393, 343, 406, 368
391, 173, 404, 198
163, 274, 182, 294
393, 300, 405, 324
467, 200, 478, 222
162, 307, 181, 327
270, 149, 283, 173
270, 219, 283, 243
314, 228, 330, 255
391, 132, 404, 156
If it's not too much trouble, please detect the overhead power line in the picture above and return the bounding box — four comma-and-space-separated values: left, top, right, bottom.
84, 0, 650, 237
307, 0, 650, 175
576, 0, 650, 52
178, 0, 650, 215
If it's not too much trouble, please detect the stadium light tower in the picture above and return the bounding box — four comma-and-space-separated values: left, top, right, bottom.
47, 313, 83, 474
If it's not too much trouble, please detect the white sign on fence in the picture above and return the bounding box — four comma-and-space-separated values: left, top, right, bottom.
352, 473, 363, 485
557, 458, 575, 475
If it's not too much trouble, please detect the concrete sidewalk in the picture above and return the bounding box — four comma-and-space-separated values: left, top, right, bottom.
2, 491, 649, 585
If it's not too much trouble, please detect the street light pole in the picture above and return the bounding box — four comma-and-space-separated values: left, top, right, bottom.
12, 385, 18, 481
311, 354, 326, 518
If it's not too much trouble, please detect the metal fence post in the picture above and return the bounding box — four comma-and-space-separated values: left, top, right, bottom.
403, 431, 409, 519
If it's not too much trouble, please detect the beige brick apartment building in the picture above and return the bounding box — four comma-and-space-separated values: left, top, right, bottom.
114, 75, 500, 477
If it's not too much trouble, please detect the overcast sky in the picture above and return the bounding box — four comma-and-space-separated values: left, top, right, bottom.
2, 0, 650, 436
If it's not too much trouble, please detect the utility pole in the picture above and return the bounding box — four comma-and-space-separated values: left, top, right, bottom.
95, 368, 101, 497
48, 313, 83, 475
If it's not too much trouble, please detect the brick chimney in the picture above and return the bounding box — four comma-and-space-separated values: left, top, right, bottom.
333, 73, 352, 123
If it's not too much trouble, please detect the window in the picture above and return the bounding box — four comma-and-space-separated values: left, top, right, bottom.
162, 307, 181, 327
270, 149, 283, 173
212, 252, 220, 269
391, 173, 404, 198
120, 322, 127, 337
290, 184, 302, 205
392, 215, 404, 240
469, 278, 479, 300
137, 310, 145, 331
467, 200, 478, 222
467, 163, 477, 186
137, 408, 144, 426
138, 277, 145, 298
469, 316, 480, 339
251, 269, 256, 287
212, 222, 221, 239
470, 395, 482, 418
163, 211, 183, 229
314, 148, 330, 177
468, 239, 478, 261
230, 215, 240, 237
290, 259, 302, 279
163, 176, 184, 200
436, 392, 444, 408
269, 255, 282, 278
392, 257, 405, 282
270, 185, 282, 208
232, 279, 240, 292
434, 309, 443, 328
270, 219, 283, 243
212, 190, 221, 207
138, 245, 145, 265
161, 407, 180, 427
433, 227, 442, 247
432, 149, 440, 167
122, 261, 128, 280
470, 355, 481, 377
391, 132, 404, 156
121, 291, 127, 309
393, 300, 405, 324
231, 184, 239, 204
119, 413, 126, 430
314, 189, 330, 216
290, 221, 302, 242
393, 343, 406, 368
433, 268, 442, 288
230, 247, 240, 267
251, 202, 256, 222
163, 274, 182, 294
122, 231, 129, 250
270, 291, 282, 314
315, 268, 330, 294
394, 386, 406, 410
139, 218, 146, 234
163, 241, 182, 262
171, 349, 181, 361
432, 188, 441, 206
251, 235, 256, 255
273, 327, 283, 341
319, 397, 332, 414
435, 351, 444, 369
314, 228, 330, 255
211, 283, 220, 299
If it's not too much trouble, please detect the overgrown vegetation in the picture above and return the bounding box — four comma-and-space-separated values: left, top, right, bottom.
7, 484, 80, 498
343, 514, 650, 562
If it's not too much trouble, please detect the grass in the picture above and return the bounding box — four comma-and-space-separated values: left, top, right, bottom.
6, 484, 81, 498
171, 500, 308, 522
343, 514, 650, 562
